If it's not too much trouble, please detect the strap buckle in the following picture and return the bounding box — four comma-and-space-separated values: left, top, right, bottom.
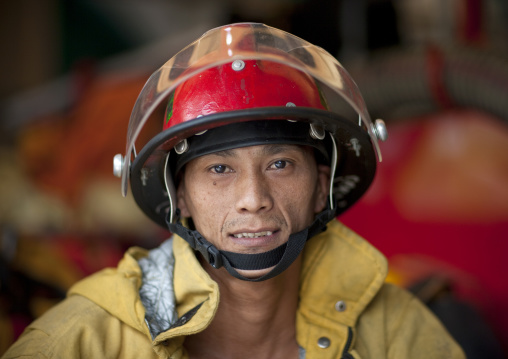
166, 219, 224, 269
194, 233, 223, 269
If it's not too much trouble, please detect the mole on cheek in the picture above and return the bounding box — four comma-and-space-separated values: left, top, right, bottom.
213, 181, 217, 186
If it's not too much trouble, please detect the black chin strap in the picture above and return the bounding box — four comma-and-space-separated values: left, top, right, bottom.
166, 206, 336, 282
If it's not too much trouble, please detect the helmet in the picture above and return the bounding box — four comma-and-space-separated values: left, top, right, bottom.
164, 59, 327, 129
113, 23, 387, 281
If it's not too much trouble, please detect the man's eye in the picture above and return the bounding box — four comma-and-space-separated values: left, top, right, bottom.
271, 160, 287, 169
211, 165, 228, 174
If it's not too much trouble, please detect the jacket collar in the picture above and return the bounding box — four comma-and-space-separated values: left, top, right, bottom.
299, 219, 387, 327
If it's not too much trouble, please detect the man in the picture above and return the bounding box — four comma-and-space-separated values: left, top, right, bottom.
3, 23, 465, 358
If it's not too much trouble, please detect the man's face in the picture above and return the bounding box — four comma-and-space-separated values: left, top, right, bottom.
177, 144, 330, 261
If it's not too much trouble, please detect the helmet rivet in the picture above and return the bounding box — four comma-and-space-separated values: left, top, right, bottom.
113, 154, 124, 178
373, 119, 388, 141
309, 123, 325, 140
175, 139, 189, 154
287, 103, 297, 122
231, 60, 245, 71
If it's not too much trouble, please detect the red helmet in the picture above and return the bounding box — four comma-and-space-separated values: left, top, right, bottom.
163, 59, 326, 130
113, 23, 387, 280
162, 59, 332, 176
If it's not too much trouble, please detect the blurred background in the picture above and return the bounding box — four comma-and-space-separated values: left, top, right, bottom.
1, 0, 507, 357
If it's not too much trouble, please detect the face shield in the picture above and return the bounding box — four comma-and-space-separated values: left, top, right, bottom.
114, 22, 386, 229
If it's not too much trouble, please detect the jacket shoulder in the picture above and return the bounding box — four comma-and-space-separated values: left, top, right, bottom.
2, 295, 156, 359
354, 283, 466, 359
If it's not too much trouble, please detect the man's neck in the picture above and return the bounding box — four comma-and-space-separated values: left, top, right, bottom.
184, 257, 302, 359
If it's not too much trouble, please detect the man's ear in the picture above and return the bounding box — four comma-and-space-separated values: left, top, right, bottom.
176, 177, 191, 218
315, 164, 331, 213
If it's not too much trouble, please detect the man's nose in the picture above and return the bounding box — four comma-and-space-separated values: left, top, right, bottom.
234, 171, 273, 214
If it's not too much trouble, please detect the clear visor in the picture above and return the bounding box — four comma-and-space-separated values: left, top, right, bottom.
121, 22, 381, 195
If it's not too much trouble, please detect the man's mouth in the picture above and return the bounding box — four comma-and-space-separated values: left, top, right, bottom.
232, 231, 273, 239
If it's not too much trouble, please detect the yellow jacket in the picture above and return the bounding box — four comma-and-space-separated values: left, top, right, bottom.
3, 220, 465, 358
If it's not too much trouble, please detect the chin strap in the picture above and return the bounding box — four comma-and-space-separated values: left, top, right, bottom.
166, 206, 336, 282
